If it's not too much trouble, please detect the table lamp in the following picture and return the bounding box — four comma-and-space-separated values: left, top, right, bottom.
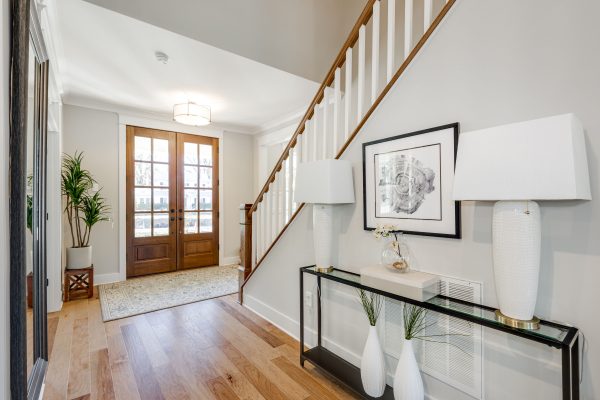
453, 113, 591, 329
295, 159, 355, 273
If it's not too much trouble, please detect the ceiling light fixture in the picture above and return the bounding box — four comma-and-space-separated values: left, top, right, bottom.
173, 102, 211, 126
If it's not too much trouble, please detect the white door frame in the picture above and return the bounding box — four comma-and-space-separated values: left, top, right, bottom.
116, 115, 225, 282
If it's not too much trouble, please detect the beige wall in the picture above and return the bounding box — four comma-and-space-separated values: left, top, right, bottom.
62, 104, 120, 276
246, 1, 600, 398
223, 131, 254, 261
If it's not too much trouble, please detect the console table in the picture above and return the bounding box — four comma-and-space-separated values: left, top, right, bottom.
299, 266, 580, 400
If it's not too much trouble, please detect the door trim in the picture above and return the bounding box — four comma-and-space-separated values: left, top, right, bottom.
112, 114, 225, 284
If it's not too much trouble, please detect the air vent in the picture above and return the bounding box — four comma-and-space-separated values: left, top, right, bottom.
383, 276, 483, 399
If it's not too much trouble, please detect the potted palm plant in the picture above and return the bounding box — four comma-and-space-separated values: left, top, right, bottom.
62, 152, 110, 269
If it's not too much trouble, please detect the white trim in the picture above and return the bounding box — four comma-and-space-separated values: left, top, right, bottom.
117, 114, 226, 282
222, 256, 241, 266
251, 106, 305, 135
93, 272, 123, 286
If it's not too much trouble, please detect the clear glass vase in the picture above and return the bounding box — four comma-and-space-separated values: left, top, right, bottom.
381, 233, 410, 273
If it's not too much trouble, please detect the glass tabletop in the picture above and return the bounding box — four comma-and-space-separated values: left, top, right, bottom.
302, 266, 575, 346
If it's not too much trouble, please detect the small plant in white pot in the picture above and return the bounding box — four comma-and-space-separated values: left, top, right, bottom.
357, 288, 386, 397
393, 304, 470, 400
62, 152, 110, 269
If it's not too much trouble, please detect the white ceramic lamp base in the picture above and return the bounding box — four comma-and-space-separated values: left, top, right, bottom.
313, 204, 334, 272
492, 200, 541, 324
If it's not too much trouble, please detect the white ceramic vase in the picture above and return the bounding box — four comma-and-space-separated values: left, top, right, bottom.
360, 325, 386, 397
66, 246, 92, 269
393, 339, 424, 400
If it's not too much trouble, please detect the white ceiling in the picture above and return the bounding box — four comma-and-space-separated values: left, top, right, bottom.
80, 0, 365, 83
48, 0, 362, 132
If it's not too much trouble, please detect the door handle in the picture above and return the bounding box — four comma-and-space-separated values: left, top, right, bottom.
170, 209, 175, 213
178, 217, 183, 221
170, 217, 175, 222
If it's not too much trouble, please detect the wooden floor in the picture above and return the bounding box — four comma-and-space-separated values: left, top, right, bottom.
43, 292, 358, 400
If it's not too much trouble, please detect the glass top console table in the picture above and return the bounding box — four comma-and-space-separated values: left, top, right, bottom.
299, 266, 580, 400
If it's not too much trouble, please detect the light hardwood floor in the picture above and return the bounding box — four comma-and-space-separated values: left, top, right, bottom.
43, 292, 358, 400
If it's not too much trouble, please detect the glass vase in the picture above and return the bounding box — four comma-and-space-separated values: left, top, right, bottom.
381, 233, 410, 273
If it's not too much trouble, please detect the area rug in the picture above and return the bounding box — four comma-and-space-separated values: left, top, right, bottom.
98, 265, 238, 321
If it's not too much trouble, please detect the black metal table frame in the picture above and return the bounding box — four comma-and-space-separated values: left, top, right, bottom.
299, 266, 580, 400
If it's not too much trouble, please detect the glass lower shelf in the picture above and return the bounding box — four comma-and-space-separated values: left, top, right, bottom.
302, 266, 577, 348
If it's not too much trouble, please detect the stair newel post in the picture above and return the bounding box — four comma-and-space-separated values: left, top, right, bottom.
238, 203, 253, 303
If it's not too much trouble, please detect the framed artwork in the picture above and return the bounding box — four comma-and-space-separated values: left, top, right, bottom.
362, 123, 461, 238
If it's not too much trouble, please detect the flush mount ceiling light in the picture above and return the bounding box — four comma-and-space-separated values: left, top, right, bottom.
173, 102, 211, 126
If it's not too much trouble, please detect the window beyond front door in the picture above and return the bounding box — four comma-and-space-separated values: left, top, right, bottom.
126, 126, 219, 278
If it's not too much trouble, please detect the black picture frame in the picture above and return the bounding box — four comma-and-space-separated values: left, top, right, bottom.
362, 123, 461, 239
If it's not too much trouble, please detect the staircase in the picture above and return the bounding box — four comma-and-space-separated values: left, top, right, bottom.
239, 0, 457, 301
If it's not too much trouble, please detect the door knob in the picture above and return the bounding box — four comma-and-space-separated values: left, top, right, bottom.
170, 217, 175, 221
170, 209, 175, 213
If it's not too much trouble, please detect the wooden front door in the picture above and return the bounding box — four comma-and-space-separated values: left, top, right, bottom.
126, 126, 219, 277
176, 133, 219, 269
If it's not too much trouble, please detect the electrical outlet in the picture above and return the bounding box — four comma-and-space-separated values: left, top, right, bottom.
305, 291, 313, 309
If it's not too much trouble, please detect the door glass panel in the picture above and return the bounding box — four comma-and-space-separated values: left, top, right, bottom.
184, 189, 198, 210
153, 213, 169, 236
199, 190, 212, 210
134, 188, 151, 211
199, 167, 212, 188
153, 188, 169, 211
184, 212, 198, 234
200, 144, 212, 166
153, 163, 169, 187
153, 138, 169, 162
184, 142, 198, 164
184, 166, 198, 188
135, 162, 151, 186
199, 212, 213, 233
134, 136, 151, 161
134, 213, 152, 237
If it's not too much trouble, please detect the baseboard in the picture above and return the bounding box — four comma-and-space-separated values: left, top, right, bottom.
243, 294, 362, 366
222, 256, 241, 265
94, 272, 123, 286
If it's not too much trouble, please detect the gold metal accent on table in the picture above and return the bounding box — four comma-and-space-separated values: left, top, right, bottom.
495, 310, 540, 330
315, 265, 334, 273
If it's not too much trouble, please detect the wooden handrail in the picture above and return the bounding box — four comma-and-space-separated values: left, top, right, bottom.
248, 0, 377, 215
241, 0, 457, 294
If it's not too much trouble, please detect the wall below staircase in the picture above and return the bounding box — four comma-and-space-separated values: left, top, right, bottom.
245, 1, 600, 399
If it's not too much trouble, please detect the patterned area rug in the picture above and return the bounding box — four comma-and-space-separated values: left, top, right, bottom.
98, 265, 238, 321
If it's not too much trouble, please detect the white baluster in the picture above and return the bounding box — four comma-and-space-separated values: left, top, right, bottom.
387, 0, 396, 82
292, 145, 298, 213
265, 190, 271, 250
358, 25, 366, 122
371, 0, 380, 104
280, 161, 287, 227
287, 151, 294, 221
344, 48, 352, 141
302, 125, 308, 163
251, 209, 257, 267
424, 0, 433, 30
404, 0, 413, 60
321, 97, 328, 160
333, 68, 341, 156
273, 171, 280, 236
312, 115, 318, 161
260, 200, 266, 256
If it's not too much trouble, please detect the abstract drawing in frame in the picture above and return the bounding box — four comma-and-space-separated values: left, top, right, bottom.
362, 123, 461, 238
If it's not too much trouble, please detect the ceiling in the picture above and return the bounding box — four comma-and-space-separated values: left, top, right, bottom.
46, 0, 365, 133
80, 0, 365, 83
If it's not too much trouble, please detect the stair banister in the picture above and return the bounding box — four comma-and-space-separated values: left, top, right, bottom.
240, 0, 457, 301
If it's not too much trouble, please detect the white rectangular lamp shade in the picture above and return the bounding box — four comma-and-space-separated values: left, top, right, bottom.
294, 159, 355, 204
453, 113, 591, 201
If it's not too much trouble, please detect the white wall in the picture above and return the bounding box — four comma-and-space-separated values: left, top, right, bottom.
62, 104, 120, 276
245, 1, 600, 399
1, 0, 10, 396
222, 131, 254, 263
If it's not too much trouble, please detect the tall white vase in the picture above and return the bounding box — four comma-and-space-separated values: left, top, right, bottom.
492, 200, 541, 321
393, 339, 424, 400
360, 326, 386, 397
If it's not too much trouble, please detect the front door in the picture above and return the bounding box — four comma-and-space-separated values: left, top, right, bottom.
126, 126, 219, 277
